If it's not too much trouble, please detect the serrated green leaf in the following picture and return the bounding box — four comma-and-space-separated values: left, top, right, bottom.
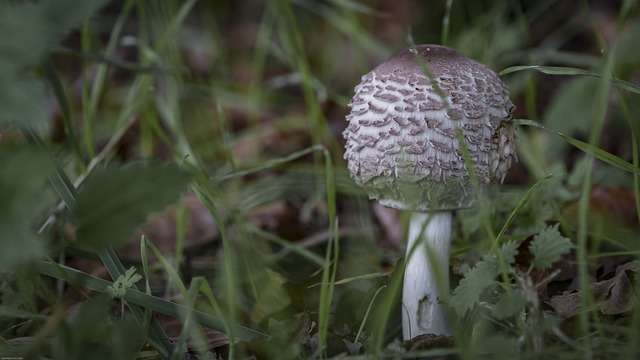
450, 256, 500, 316
530, 224, 574, 270
0, 145, 52, 270
73, 162, 192, 250
500, 240, 520, 265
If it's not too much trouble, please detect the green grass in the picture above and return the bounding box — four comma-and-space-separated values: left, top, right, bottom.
1, 0, 640, 359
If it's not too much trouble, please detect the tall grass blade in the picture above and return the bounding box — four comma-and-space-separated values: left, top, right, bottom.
500, 65, 640, 95
513, 119, 640, 175
36, 260, 267, 340
41, 60, 84, 168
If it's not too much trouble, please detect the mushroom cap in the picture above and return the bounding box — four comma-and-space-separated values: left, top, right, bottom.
343, 44, 517, 211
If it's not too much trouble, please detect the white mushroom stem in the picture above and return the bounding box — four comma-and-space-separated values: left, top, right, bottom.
402, 211, 452, 339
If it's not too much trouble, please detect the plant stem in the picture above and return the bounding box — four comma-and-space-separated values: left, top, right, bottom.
402, 211, 452, 339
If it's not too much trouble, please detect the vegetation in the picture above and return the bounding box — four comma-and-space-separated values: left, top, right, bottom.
1, 0, 639, 359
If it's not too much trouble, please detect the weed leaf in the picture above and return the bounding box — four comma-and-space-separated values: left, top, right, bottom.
106, 266, 143, 299
450, 256, 499, 316
73, 162, 192, 250
500, 240, 520, 265
530, 224, 573, 270
450, 240, 520, 316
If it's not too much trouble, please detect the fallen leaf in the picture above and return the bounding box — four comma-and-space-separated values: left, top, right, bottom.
563, 186, 639, 229
550, 261, 639, 318
124, 193, 218, 259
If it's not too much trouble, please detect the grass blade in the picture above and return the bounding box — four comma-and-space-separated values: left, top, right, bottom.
500, 65, 640, 95
36, 260, 268, 341
513, 119, 640, 175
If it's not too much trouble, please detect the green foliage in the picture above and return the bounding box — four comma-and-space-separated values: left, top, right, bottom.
477, 334, 521, 360
450, 241, 518, 316
54, 295, 143, 360
451, 224, 572, 318
0, 0, 108, 126
0, 146, 51, 271
105, 266, 143, 298
500, 240, 520, 265
73, 162, 192, 250
450, 256, 499, 316
491, 291, 527, 320
36, 260, 267, 341
530, 224, 574, 270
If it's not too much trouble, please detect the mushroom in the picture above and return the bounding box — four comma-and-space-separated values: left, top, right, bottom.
343, 45, 516, 339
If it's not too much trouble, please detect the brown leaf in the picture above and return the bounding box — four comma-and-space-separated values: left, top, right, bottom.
124, 193, 218, 259
563, 186, 639, 229
550, 261, 639, 318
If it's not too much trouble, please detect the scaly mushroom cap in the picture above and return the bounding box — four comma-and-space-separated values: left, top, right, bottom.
343, 45, 517, 211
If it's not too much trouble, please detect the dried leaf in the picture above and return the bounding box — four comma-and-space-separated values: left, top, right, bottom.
550, 261, 639, 318
563, 186, 639, 228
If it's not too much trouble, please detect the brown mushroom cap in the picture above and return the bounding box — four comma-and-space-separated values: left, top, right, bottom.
343, 44, 517, 211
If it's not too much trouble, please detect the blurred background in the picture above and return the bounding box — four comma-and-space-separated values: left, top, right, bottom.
2, 0, 640, 358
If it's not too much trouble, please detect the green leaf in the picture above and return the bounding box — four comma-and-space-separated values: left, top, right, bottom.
500, 240, 520, 265
0, 3, 48, 72
105, 266, 143, 299
56, 295, 144, 360
479, 334, 521, 359
544, 77, 598, 139
39, 0, 111, 40
450, 256, 500, 316
73, 162, 192, 250
0, 0, 108, 126
492, 291, 527, 320
530, 224, 574, 270
0, 75, 47, 127
0, 146, 51, 270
